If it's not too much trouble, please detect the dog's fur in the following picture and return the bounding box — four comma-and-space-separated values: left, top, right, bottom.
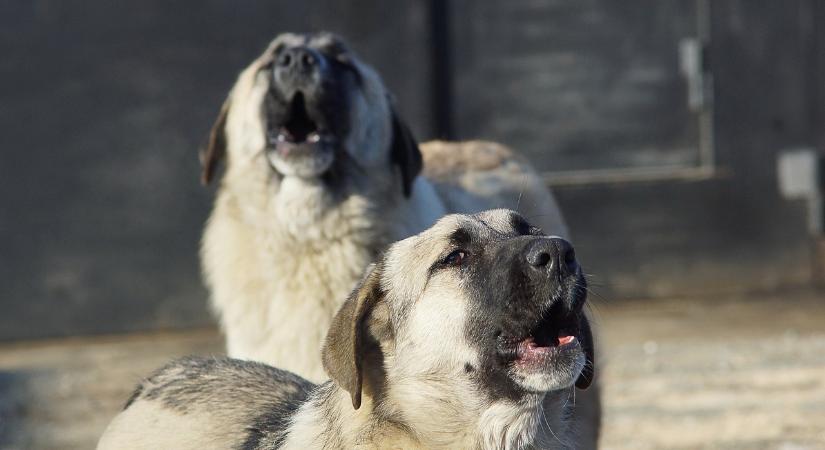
199, 32, 599, 446
99, 210, 594, 450
201, 32, 567, 381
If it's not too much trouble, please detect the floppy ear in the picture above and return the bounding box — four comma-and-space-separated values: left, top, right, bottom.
389, 107, 422, 197
322, 264, 384, 409
199, 97, 231, 185
575, 314, 595, 390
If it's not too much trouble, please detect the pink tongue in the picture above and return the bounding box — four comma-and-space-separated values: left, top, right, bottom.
276, 141, 296, 155
558, 335, 575, 345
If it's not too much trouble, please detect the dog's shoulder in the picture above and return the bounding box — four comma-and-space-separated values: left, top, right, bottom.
420, 140, 569, 237
129, 356, 313, 412
420, 140, 519, 181
99, 357, 315, 450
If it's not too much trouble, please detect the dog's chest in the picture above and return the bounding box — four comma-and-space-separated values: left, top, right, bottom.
257, 224, 380, 308
207, 186, 393, 379
260, 181, 389, 291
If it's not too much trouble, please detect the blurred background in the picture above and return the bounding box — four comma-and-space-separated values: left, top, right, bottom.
1, 0, 824, 449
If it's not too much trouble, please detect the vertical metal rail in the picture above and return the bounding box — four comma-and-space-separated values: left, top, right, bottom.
696, 0, 716, 170
429, 0, 454, 140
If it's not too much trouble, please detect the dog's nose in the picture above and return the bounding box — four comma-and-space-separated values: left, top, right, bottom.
276, 46, 320, 74
525, 237, 578, 277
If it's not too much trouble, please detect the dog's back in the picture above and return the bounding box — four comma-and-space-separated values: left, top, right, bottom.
97, 357, 314, 450
422, 140, 569, 237
197, 33, 598, 448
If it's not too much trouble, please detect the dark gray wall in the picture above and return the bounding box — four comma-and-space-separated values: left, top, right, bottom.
447, 0, 823, 298
554, 0, 822, 297
1, 0, 821, 340
451, 0, 702, 173
0, 0, 432, 340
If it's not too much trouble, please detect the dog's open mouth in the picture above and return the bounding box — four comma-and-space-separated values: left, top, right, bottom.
516, 318, 578, 365
503, 302, 582, 368
268, 93, 332, 156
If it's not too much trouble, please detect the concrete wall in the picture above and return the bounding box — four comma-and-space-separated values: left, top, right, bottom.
0, 0, 432, 339
1, 0, 821, 339
447, 0, 823, 298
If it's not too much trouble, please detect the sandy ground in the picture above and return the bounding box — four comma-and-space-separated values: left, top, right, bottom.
0, 290, 823, 449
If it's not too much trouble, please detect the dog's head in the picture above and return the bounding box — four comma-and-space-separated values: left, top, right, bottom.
201, 32, 421, 196
323, 209, 594, 411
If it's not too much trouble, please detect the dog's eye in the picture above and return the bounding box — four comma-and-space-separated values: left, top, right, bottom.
443, 250, 468, 266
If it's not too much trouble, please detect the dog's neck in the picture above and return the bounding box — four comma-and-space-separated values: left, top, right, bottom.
282, 382, 573, 450
272, 175, 371, 242
381, 375, 574, 449
222, 157, 445, 246
208, 158, 447, 380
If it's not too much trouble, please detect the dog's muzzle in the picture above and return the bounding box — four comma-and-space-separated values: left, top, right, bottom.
494, 236, 592, 390
273, 46, 327, 96
265, 45, 337, 178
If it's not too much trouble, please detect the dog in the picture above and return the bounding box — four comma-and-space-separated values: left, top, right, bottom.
99, 210, 595, 449
201, 31, 567, 381
199, 32, 599, 445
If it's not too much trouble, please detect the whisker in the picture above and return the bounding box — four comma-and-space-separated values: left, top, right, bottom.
515, 173, 527, 213
584, 287, 610, 305
539, 399, 567, 448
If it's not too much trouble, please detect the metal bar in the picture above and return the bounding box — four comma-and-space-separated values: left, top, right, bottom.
543, 166, 720, 187
429, 0, 454, 140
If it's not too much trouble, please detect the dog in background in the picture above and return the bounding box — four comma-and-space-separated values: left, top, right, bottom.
99, 210, 594, 450
200, 32, 598, 445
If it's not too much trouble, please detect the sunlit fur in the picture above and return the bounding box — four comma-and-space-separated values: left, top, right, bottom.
202, 33, 570, 384
364, 212, 577, 449
203, 33, 444, 380
101, 211, 586, 450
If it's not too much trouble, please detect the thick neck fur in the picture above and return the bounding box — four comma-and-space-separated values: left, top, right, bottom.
219, 148, 440, 251
204, 150, 446, 380
281, 382, 574, 450
223, 155, 387, 242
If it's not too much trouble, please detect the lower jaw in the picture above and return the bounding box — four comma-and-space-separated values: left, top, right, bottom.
266, 149, 334, 178
511, 343, 581, 373
510, 366, 581, 393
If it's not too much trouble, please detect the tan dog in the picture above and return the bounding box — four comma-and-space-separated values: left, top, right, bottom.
100, 210, 594, 449
200, 32, 599, 445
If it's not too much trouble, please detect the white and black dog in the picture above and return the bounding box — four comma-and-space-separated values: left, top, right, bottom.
99, 210, 594, 449
200, 32, 571, 382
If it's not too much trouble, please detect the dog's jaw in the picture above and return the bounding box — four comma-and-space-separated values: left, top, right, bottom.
509, 347, 587, 393
505, 307, 590, 393
266, 147, 335, 178
265, 91, 339, 178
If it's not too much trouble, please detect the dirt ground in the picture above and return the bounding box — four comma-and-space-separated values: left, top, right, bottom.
0, 290, 823, 449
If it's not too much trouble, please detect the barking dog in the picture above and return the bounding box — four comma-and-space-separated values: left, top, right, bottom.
199, 32, 599, 445
201, 31, 567, 381
99, 210, 595, 450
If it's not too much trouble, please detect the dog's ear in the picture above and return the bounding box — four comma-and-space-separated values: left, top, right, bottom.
322, 263, 385, 410
575, 314, 595, 390
199, 97, 231, 185
389, 107, 422, 197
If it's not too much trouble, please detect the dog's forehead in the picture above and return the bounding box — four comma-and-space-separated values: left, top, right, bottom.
405, 210, 530, 250
472, 209, 531, 236
267, 32, 350, 55
308, 33, 350, 52
265, 33, 304, 55
432, 210, 534, 244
